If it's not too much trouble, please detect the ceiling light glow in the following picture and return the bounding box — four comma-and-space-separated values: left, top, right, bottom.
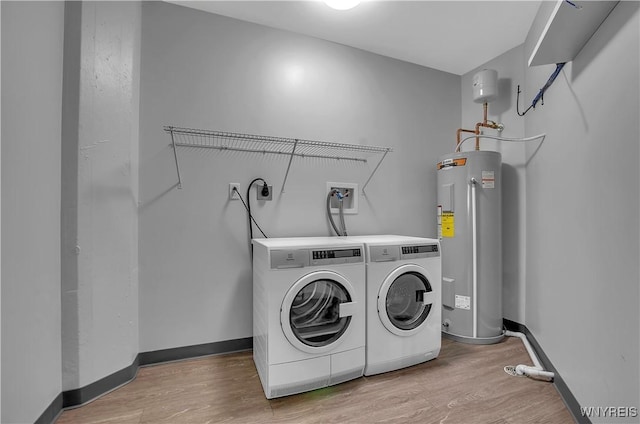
323, 0, 361, 11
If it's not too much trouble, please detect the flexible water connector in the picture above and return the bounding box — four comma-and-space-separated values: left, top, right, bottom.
455, 133, 546, 152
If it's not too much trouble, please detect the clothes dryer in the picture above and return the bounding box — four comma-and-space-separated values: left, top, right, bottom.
348, 235, 441, 376
252, 237, 366, 399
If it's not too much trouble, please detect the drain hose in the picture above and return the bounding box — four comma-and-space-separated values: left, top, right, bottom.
327, 190, 346, 236
338, 196, 347, 236
505, 330, 554, 382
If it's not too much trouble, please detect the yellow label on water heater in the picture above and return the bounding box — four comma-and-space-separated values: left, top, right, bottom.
442, 212, 455, 237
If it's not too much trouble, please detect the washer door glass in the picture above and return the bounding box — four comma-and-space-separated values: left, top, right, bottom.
386, 272, 433, 331
290, 279, 352, 347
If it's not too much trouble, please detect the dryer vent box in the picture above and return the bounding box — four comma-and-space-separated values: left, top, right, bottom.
327, 182, 358, 214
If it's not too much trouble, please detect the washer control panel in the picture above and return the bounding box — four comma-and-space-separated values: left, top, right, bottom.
370, 244, 439, 262
401, 244, 440, 259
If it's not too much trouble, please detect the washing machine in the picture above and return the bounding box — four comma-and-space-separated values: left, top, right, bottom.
252, 237, 366, 399
348, 235, 441, 376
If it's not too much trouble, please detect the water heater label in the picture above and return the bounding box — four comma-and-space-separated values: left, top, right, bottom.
455, 295, 471, 310
441, 212, 455, 237
437, 157, 467, 170
482, 171, 495, 188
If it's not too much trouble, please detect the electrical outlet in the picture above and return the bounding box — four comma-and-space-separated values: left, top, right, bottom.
257, 185, 273, 201
229, 183, 240, 200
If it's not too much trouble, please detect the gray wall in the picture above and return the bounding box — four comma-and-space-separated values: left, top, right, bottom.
463, 2, 639, 418
3, 1, 637, 422
139, 2, 460, 352
60, 1, 141, 391
1, 2, 64, 423
523, 2, 639, 421
2, 1, 141, 421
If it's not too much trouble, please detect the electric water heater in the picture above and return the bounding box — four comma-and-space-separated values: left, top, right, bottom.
437, 150, 503, 344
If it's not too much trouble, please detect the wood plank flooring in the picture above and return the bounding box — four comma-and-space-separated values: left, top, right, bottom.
56, 337, 574, 423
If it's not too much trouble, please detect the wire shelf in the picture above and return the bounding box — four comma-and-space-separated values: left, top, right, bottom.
164, 126, 392, 192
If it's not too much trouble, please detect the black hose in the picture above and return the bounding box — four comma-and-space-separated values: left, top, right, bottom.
326, 190, 343, 236
246, 178, 267, 241
327, 189, 349, 236
338, 197, 347, 236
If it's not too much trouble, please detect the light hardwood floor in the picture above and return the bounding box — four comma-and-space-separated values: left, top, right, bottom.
56, 337, 574, 423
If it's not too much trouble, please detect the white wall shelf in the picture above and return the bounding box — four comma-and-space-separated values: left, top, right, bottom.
527, 0, 619, 67
164, 126, 392, 194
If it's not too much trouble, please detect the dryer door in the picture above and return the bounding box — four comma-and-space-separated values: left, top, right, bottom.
378, 264, 435, 337
281, 271, 357, 354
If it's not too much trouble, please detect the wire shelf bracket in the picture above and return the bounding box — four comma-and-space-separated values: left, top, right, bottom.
164, 126, 392, 194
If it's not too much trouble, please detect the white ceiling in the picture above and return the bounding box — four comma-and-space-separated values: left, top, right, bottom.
166, 0, 542, 75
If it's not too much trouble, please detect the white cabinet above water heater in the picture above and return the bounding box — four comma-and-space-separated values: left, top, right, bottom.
526, 0, 619, 67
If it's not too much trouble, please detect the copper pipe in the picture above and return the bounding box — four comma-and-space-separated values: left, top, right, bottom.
456, 102, 501, 152
456, 128, 476, 152
473, 102, 501, 150
475, 122, 500, 150
477, 102, 488, 150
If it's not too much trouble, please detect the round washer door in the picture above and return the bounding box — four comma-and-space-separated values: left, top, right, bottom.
281, 270, 358, 354
377, 264, 435, 337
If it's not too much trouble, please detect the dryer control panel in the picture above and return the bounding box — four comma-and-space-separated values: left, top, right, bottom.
271, 248, 363, 269
311, 248, 362, 266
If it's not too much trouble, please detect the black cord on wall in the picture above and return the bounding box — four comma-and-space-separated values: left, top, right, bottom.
237, 178, 270, 259
234, 185, 268, 241
245, 178, 269, 240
